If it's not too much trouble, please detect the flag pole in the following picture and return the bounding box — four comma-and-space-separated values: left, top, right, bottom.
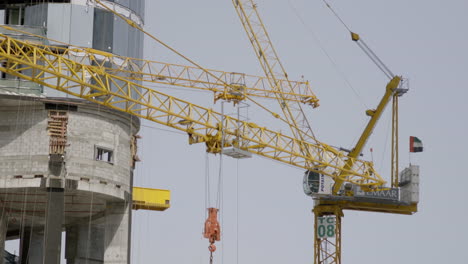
409, 150, 411, 166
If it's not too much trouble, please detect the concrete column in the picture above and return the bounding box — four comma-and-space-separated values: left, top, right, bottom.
19, 229, 43, 264
43, 187, 64, 264
0, 209, 7, 264
19, 229, 31, 264
103, 201, 131, 264
28, 231, 44, 263
65, 223, 104, 264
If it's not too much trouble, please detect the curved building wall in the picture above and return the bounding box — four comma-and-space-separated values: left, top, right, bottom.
66, 100, 139, 193
0, 97, 139, 196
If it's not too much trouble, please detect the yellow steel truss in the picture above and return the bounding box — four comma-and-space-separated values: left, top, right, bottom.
0, 25, 317, 106
232, 0, 318, 145
0, 34, 384, 188
96, 54, 316, 106
314, 205, 342, 264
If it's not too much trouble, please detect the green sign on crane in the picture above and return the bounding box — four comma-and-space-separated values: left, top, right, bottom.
317, 216, 336, 238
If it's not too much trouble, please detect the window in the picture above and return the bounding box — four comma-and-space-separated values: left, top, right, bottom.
5, 6, 25, 25
93, 9, 114, 53
95, 147, 114, 164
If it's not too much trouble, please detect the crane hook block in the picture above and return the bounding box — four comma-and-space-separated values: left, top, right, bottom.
203, 207, 221, 251
208, 244, 217, 252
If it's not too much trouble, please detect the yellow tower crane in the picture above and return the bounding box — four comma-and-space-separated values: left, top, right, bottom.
230, 1, 417, 264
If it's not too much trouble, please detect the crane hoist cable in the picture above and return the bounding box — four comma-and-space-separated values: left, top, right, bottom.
322, 0, 395, 79
203, 102, 230, 263
286, 0, 369, 109
205, 153, 211, 211
320, 0, 408, 193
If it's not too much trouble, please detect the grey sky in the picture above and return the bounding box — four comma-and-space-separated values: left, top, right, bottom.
131, 0, 468, 263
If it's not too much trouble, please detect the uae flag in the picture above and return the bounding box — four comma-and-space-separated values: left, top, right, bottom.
410, 136, 423, 152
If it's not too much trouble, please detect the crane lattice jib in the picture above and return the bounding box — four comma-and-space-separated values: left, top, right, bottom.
54, 47, 318, 106
0, 35, 384, 188
232, 0, 318, 144
0, 24, 316, 106
102, 57, 316, 106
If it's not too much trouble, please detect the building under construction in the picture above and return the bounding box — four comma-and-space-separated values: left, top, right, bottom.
0, 1, 150, 263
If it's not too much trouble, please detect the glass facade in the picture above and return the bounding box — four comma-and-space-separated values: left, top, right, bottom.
93, 8, 115, 52
0, 0, 145, 97
108, 0, 145, 20
1, 1, 144, 57
0, 1, 143, 19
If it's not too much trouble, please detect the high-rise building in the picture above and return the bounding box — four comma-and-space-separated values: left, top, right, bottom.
0, 1, 145, 263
